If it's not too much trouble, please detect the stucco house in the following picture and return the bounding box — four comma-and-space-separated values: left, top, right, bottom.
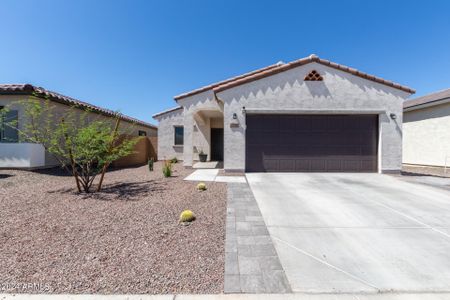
153, 54, 414, 173
403, 88, 450, 171
0, 84, 157, 169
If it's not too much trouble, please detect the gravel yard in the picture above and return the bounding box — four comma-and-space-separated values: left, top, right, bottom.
0, 162, 226, 294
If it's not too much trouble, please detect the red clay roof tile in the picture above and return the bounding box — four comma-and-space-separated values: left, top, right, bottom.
0, 84, 157, 129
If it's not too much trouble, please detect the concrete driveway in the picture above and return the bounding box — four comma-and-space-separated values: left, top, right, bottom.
245, 173, 450, 293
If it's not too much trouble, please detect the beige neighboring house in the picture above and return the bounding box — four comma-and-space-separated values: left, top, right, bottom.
0, 84, 157, 169
403, 88, 450, 171
153, 54, 414, 173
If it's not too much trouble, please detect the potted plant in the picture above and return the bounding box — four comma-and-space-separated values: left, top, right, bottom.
198, 149, 207, 162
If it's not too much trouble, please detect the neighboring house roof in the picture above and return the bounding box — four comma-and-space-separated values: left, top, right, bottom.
174, 54, 415, 101
404, 88, 450, 111
152, 106, 183, 118
0, 84, 157, 129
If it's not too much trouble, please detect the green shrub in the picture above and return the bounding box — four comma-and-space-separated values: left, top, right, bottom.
179, 210, 196, 223
162, 160, 172, 178
197, 182, 207, 191
170, 157, 178, 164
148, 157, 154, 171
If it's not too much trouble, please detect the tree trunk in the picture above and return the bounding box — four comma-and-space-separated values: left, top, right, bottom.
96, 117, 121, 192
61, 117, 82, 193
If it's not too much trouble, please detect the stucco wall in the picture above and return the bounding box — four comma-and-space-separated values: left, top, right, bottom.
175, 90, 224, 166
403, 102, 450, 167
0, 95, 157, 168
216, 62, 411, 172
154, 108, 184, 161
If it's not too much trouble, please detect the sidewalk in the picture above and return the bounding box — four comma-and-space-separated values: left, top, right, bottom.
2, 294, 450, 300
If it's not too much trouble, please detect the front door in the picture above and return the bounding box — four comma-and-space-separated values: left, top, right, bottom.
211, 128, 224, 161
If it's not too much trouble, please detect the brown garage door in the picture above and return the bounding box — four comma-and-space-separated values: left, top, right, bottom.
245, 114, 378, 172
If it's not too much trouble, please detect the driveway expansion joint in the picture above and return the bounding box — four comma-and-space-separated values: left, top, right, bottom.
224, 182, 292, 294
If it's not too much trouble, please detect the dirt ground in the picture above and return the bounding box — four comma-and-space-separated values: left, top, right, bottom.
0, 162, 226, 294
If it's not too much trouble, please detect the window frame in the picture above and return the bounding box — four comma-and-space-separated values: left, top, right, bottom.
0, 106, 19, 143
138, 130, 147, 136
174, 126, 184, 146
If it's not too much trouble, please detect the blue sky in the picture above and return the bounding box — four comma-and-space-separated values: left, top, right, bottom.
1, 0, 449, 125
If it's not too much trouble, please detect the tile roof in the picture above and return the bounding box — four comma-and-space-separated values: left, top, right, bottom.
213, 54, 415, 94
173, 62, 283, 100
404, 88, 450, 110
0, 84, 157, 129
173, 55, 415, 101
152, 106, 183, 118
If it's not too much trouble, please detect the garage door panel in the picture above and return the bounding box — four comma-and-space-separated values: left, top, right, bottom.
310, 160, 327, 171
279, 159, 296, 171
245, 114, 378, 172
327, 160, 342, 171
361, 160, 377, 171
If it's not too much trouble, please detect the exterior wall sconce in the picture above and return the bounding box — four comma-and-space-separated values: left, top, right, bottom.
242, 106, 246, 115
390, 113, 397, 120
230, 112, 240, 128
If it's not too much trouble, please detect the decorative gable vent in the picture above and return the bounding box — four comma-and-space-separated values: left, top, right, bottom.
304, 70, 323, 81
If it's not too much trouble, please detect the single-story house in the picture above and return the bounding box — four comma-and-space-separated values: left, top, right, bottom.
153, 54, 415, 173
403, 88, 450, 170
0, 84, 157, 169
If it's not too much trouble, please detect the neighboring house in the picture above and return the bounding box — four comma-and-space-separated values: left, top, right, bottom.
403, 88, 450, 169
0, 84, 157, 169
153, 54, 414, 173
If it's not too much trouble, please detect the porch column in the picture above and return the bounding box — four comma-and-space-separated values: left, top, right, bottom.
183, 111, 194, 167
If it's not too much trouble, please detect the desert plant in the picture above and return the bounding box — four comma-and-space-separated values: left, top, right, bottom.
162, 160, 172, 177
179, 210, 196, 223
170, 157, 178, 164
197, 182, 207, 191
0, 96, 139, 193
148, 157, 154, 171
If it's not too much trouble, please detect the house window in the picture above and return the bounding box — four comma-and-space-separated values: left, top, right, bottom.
304, 70, 323, 81
138, 130, 147, 136
0, 107, 19, 143
174, 126, 184, 145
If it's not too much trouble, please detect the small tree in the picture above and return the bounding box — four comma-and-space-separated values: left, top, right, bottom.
1, 95, 140, 193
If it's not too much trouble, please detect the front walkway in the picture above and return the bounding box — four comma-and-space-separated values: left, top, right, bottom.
184, 169, 246, 183
224, 183, 291, 293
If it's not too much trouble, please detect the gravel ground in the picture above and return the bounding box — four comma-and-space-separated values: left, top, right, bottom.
0, 162, 226, 294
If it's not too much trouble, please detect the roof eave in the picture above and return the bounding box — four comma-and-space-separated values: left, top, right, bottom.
152, 106, 183, 119
0, 84, 157, 130
404, 97, 450, 112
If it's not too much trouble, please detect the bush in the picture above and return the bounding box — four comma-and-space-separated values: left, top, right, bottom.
148, 158, 154, 171
162, 160, 172, 178
197, 182, 207, 191
179, 210, 196, 223
170, 157, 178, 164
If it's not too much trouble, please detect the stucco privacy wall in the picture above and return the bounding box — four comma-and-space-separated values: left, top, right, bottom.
175, 90, 223, 166
155, 108, 184, 161
403, 102, 450, 167
216, 62, 411, 172
0, 95, 157, 167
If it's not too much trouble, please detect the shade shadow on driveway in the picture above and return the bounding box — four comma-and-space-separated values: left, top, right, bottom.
246, 173, 450, 293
